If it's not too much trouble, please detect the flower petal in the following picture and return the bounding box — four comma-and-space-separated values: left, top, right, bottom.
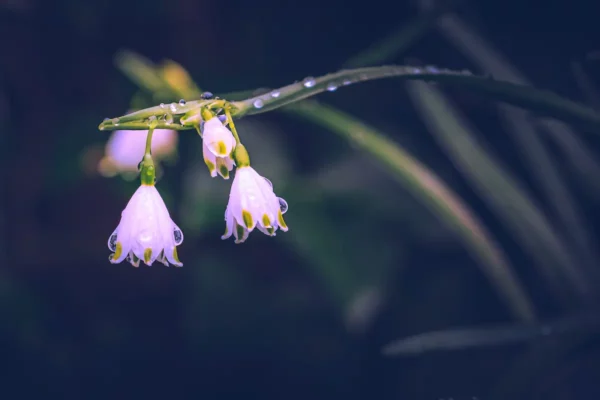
203, 142, 218, 178
203, 118, 236, 157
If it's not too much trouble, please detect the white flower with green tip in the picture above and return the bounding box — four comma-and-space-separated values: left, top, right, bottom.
108, 184, 184, 267
202, 117, 236, 179
222, 163, 289, 244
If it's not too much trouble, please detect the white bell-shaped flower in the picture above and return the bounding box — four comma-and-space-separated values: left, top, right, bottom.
202, 117, 236, 179
108, 185, 184, 267
222, 166, 288, 243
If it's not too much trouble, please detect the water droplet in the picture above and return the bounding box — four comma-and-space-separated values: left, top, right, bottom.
278, 197, 288, 214
111, 118, 120, 126
217, 114, 227, 123
103, 117, 110, 122
326, 83, 338, 92
178, 99, 186, 106
303, 77, 316, 88
201, 91, 214, 100
342, 79, 352, 86
165, 113, 174, 125
263, 177, 273, 188
253, 99, 264, 109
169, 103, 177, 113
108, 230, 118, 251
173, 228, 183, 245
425, 65, 439, 73
270, 90, 280, 98
159, 103, 165, 109
412, 67, 422, 74
148, 115, 157, 122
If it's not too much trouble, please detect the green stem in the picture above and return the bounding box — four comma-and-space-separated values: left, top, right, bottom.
140, 124, 157, 185
225, 108, 242, 145
144, 124, 155, 156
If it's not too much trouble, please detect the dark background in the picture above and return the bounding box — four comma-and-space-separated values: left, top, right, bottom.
1, 0, 600, 399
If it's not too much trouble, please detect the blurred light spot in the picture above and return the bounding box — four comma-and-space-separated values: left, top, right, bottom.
97, 129, 178, 177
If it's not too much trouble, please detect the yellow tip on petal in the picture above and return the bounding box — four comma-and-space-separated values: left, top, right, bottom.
204, 158, 216, 176
216, 141, 227, 156
111, 242, 123, 262
144, 248, 152, 264
242, 209, 254, 229
262, 213, 272, 228
172, 247, 182, 266
219, 163, 230, 179
277, 210, 288, 231
235, 223, 246, 243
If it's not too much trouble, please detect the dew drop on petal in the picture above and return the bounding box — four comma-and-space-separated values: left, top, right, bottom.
179, 99, 186, 106
303, 77, 316, 88
108, 230, 118, 251
263, 177, 273, 188
342, 79, 352, 86
278, 197, 288, 214
270, 90, 280, 98
201, 91, 214, 100
253, 99, 264, 109
326, 83, 338, 92
169, 103, 177, 113
112, 118, 120, 126
173, 228, 183, 245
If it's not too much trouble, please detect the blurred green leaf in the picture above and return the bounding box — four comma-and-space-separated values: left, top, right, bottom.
382, 313, 600, 356
427, 13, 599, 283
115, 50, 202, 100
114, 50, 168, 94
342, 7, 446, 68
287, 100, 536, 322
406, 80, 588, 303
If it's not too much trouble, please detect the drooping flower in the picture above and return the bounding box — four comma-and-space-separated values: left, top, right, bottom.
98, 129, 177, 177
201, 117, 236, 179
222, 165, 288, 243
108, 184, 184, 267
